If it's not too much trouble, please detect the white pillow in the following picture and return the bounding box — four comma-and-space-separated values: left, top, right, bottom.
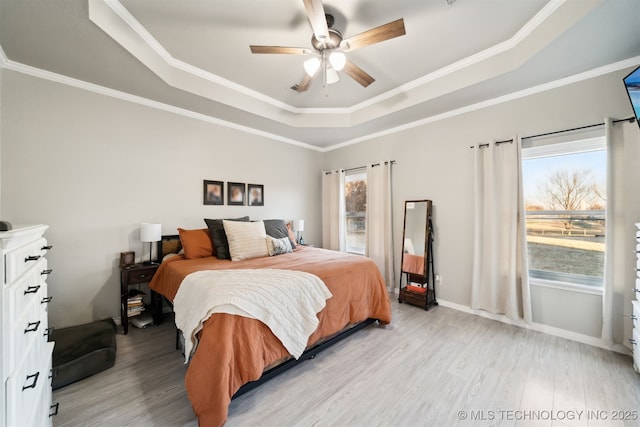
223, 220, 269, 261
266, 235, 293, 256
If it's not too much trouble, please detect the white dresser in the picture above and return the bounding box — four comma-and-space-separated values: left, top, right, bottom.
1, 225, 55, 427
634, 223, 640, 373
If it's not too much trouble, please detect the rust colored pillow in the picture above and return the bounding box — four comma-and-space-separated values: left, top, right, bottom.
177, 228, 214, 259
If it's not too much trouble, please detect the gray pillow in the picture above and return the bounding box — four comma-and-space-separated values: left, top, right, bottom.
204, 216, 250, 259
263, 219, 296, 249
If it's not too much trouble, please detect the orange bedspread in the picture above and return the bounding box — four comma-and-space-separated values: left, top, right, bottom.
149, 246, 392, 426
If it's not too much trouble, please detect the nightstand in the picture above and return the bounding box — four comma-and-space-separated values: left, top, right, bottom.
119, 263, 159, 334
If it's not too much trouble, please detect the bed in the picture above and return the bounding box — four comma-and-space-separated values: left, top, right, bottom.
149, 220, 392, 426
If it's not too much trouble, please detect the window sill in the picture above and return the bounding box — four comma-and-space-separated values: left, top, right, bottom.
529, 277, 603, 296
346, 250, 365, 256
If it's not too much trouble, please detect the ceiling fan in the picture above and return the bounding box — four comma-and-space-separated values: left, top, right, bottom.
250, 0, 406, 92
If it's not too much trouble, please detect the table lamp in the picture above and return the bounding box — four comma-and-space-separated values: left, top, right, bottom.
140, 223, 161, 265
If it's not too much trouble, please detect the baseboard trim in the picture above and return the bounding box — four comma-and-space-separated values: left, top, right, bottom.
437, 299, 631, 356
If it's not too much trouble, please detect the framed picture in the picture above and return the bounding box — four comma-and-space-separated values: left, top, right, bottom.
248, 184, 264, 206
227, 182, 246, 206
203, 180, 224, 205
120, 251, 135, 267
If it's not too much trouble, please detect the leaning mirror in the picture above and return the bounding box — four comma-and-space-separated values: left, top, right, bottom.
398, 199, 437, 310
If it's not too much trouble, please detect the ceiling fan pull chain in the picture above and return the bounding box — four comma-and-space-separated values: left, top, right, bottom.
322, 51, 329, 96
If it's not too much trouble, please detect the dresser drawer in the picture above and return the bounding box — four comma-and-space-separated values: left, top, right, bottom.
7, 258, 48, 325
5, 237, 49, 283
633, 328, 640, 374
8, 287, 49, 374
6, 342, 54, 427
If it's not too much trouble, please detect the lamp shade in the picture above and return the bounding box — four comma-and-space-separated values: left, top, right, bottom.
326, 67, 340, 84
329, 51, 346, 71
294, 220, 305, 232
140, 223, 161, 242
304, 57, 321, 77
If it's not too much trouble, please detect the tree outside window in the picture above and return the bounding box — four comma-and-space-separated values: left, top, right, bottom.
345, 172, 366, 254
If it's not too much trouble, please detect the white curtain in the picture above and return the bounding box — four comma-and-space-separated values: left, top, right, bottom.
322, 170, 345, 251
471, 136, 532, 322
601, 118, 640, 347
366, 162, 395, 290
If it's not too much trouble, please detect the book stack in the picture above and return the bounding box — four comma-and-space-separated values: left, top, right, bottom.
127, 290, 146, 317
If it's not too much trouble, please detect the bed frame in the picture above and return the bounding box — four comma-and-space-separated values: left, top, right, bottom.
155, 234, 379, 398
234, 318, 376, 398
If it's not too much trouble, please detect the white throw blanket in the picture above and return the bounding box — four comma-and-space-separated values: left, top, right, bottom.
174, 269, 332, 363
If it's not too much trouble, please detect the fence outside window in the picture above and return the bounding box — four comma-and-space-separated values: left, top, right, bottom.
525, 209, 605, 287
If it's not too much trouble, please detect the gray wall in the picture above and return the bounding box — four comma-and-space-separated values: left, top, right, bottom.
2, 64, 639, 344
323, 68, 640, 340
0, 70, 322, 328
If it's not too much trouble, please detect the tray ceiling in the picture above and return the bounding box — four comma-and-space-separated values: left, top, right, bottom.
1, 0, 639, 150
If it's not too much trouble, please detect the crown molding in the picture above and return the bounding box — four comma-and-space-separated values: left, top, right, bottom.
321, 56, 640, 152
88, 0, 601, 130
0, 45, 322, 152
2, 45, 635, 153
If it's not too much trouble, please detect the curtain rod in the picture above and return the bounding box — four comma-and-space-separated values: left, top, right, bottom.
324, 160, 396, 175
470, 116, 636, 149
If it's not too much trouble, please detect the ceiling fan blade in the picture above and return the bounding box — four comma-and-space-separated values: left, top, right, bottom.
303, 0, 329, 43
291, 74, 313, 92
250, 46, 312, 55
340, 18, 406, 52
343, 60, 374, 87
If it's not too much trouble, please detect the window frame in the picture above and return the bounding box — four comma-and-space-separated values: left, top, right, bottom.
522, 132, 606, 294
344, 170, 367, 255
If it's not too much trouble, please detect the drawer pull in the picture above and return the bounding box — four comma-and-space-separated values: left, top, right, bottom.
25, 255, 41, 262
631, 314, 638, 320
42, 245, 53, 251
49, 402, 60, 417
137, 273, 148, 280
41, 269, 53, 275
24, 285, 41, 295
44, 327, 54, 338
629, 338, 637, 346
41, 296, 53, 304
22, 372, 40, 390
633, 288, 640, 293
24, 320, 41, 333
49, 367, 57, 380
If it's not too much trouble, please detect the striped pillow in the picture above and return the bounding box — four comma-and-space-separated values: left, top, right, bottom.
223, 220, 269, 261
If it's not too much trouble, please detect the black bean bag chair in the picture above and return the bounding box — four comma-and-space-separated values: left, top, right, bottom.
51, 318, 117, 390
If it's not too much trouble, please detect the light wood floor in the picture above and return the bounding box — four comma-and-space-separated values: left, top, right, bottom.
53, 301, 640, 427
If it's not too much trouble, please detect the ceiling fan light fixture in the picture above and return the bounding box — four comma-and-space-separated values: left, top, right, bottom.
329, 51, 346, 71
303, 57, 321, 76
326, 67, 340, 84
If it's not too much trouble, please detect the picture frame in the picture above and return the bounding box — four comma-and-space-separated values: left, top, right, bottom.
203, 180, 224, 205
248, 184, 264, 206
227, 182, 246, 206
120, 251, 135, 267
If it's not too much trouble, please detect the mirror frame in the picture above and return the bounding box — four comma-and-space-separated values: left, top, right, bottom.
399, 199, 433, 286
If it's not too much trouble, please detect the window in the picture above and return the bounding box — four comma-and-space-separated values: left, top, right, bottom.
522, 135, 606, 289
344, 171, 367, 254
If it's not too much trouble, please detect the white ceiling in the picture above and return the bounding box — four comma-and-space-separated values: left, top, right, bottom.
1, 0, 639, 150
